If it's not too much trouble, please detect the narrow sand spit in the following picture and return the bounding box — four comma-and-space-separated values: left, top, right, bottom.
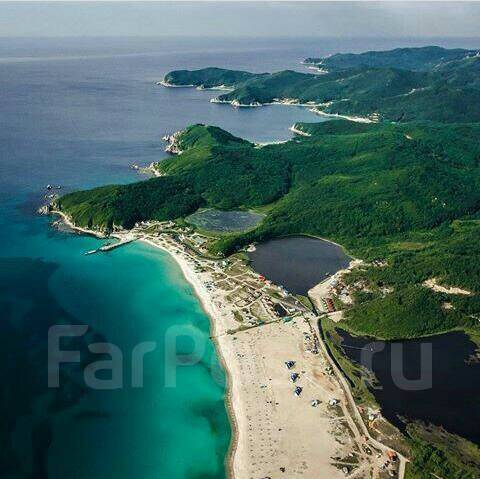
308, 259, 363, 313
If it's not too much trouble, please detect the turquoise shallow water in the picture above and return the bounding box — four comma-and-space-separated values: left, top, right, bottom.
48, 241, 229, 479
0, 206, 229, 479
0, 36, 331, 478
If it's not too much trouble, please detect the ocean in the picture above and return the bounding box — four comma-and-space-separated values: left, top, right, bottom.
1, 36, 478, 479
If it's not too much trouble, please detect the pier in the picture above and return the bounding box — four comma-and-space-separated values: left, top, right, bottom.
84, 237, 135, 255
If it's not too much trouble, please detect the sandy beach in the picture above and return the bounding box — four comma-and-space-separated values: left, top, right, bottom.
50, 213, 404, 479
140, 235, 355, 479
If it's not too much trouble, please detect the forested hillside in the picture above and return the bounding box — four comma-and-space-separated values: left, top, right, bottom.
59, 120, 480, 340
59, 46, 480, 342
304, 45, 478, 71
163, 67, 258, 88
165, 46, 480, 122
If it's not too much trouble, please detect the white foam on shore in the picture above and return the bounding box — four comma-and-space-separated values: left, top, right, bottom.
196, 84, 235, 92
211, 97, 332, 109
156, 80, 195, 88
309, 108, 375, 123
305, 65, 329, 74
289, 125, 312, 137
254, 139, 289, 148
163, 75, 374, 125
210, 98, 262, 108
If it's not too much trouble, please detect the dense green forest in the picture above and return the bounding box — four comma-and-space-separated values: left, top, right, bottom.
59, 120, 480, 340
163, 67, 258, 88
405, 434, 480, 479
165, 46, 480, 122
58, 47, 480, 339
304, 45, 478, 72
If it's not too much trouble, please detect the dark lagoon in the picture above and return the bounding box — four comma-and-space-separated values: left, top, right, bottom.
249, 236, 350, 295
337, 330, 480, 444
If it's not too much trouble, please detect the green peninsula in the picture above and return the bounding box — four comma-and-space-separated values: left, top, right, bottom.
304, 45, 478, 72
59, 119, 480, 338
166, 46, 480, 122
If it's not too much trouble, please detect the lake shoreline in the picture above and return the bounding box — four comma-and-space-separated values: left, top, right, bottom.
248, 235, 352, 296
337, 328, 480, 446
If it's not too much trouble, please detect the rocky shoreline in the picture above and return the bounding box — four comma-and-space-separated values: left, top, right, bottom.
162, 131, 183, 154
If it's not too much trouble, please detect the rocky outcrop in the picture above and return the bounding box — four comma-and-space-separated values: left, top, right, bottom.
162, 132, 183, 155
37, 203, 53, 215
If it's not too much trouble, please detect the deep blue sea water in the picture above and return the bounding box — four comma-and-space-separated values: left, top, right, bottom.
1, 36, 478, 479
